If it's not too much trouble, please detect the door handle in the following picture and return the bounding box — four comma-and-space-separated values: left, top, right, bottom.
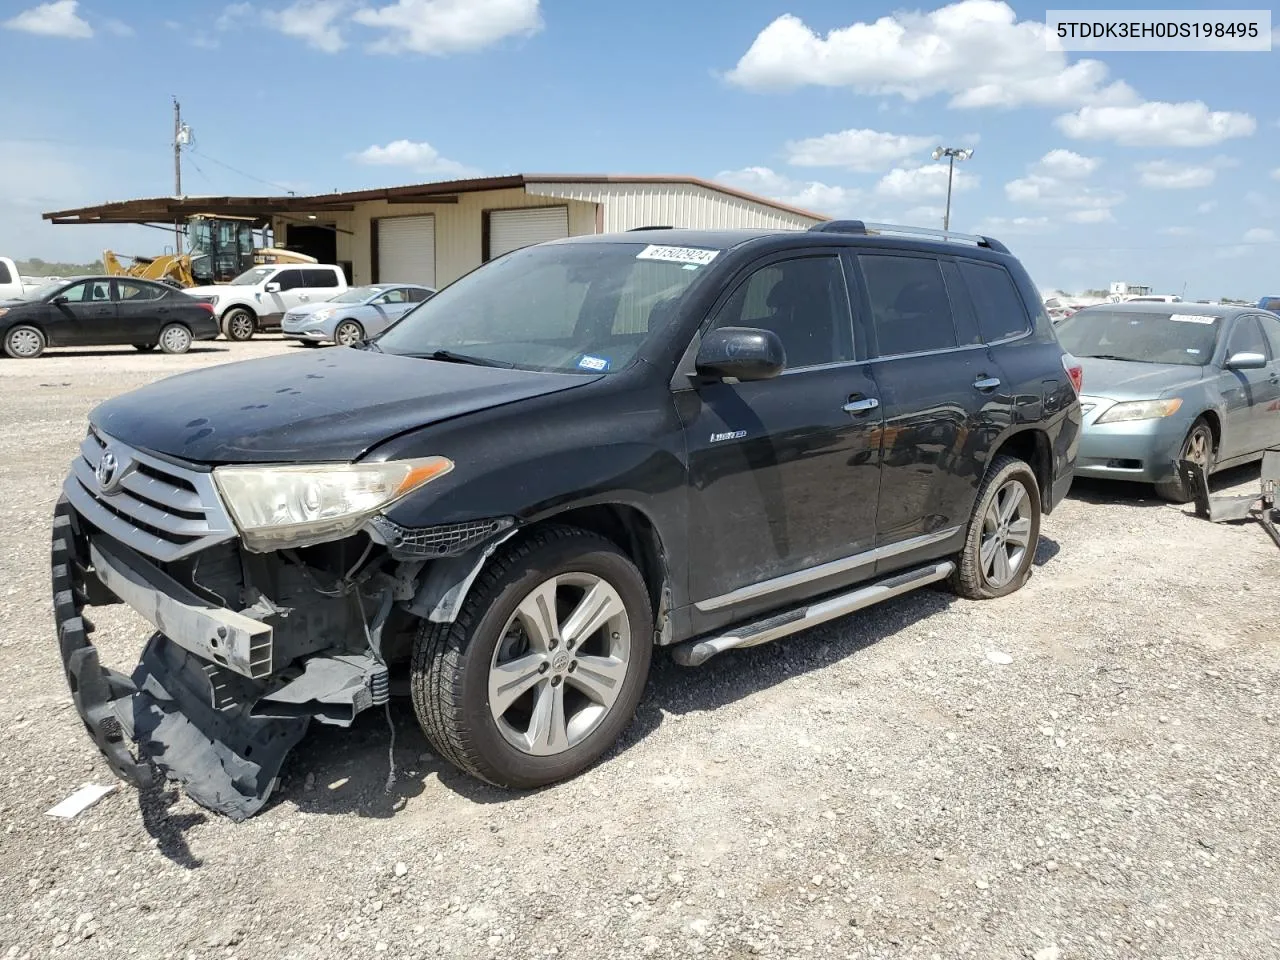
843, 397, 880, 414
973, 376, 1002, 392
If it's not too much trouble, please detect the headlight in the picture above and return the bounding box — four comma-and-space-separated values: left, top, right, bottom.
0, 307, 8, 318
313, 309, 335, 321
1095, 398, 1183, 424
213, 457, 454, 551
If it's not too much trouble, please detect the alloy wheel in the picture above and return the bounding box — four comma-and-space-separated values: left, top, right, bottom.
979, 479, 1033, 588
335, 321, 362, 346
488, 572, 632, 756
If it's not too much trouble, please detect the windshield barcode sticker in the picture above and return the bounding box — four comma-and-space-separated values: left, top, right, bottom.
1169, 314, 1217, 324
636, 244, 719, 266
577, 354, 610, 371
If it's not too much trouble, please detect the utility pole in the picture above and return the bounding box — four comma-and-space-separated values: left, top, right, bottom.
173, 96, 183, 254
931, 145, 974, 232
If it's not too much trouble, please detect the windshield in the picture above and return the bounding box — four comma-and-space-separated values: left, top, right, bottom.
330, 286, 385, 304
375, 241, 717, 373
20, 280, 73, 301
230, 266, 276, 286
1056, 309, 1220, 366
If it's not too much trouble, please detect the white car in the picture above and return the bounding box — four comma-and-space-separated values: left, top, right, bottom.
188, 264, 348, 341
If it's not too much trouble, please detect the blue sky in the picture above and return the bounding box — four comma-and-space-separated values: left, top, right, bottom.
0, 0, 1276, 298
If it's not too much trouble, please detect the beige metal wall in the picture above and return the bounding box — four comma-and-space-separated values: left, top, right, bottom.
526, 181, 823, 232
284, 189, 598, 287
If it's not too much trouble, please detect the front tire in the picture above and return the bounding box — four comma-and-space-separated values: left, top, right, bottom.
4, 324, 45, 359
411, 526, 654, 789
158, 323, 192, 355
1155, 419, 1214, 504
222, 308, 256, 342
334, 319, 364, 346
952, 455, 1042, 600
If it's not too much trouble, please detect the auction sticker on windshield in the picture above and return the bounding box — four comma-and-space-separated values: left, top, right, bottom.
1169, 314, 1218, 324
636, 245, 719, 266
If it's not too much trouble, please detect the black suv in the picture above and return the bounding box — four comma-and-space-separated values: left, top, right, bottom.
52, 222, 1081, 819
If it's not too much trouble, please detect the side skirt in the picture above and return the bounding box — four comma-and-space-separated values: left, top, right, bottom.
670, 561, 955, 667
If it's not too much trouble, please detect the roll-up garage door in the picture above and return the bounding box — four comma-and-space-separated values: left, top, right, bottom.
487, 207, 569, 260
377, 215, 435, 286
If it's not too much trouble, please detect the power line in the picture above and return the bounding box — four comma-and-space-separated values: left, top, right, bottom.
186, 146, 296, 195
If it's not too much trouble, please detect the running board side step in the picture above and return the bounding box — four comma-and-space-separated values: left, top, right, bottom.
671, 561, 955, 667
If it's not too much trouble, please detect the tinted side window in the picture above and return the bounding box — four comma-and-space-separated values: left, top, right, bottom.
407, 288, 431, 302
116, 281, 163, 302
0, 261, 11, 284
709, 256, 854, 368
274, 270, 304, 291
858, 254, 957, 357
303, 268, 340, 288
957, 260, 1030, 342
1258, 313, 1280, 359
1227, 316, 1268, 358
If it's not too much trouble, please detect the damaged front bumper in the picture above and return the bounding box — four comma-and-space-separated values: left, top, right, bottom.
51, 498, 390, 820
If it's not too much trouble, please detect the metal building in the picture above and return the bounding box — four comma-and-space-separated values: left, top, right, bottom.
44, 174, 827, 289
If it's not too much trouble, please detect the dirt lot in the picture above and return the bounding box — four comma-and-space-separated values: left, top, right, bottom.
1, 340, 1278, 960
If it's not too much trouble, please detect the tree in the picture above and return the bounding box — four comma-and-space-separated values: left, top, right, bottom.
14, 257, 104, 277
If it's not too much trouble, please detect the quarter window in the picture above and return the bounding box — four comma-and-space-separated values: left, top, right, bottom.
708, 256, 854, 368
1226, 316, 1268, 359
957, 260, 1030, 343
858, 254, 958, 357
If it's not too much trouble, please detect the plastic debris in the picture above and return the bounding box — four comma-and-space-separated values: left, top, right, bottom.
986, 650, 1014, 665
46, 783, 117, 819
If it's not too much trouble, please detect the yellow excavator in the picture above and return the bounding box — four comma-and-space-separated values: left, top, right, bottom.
103, 214, 316, 288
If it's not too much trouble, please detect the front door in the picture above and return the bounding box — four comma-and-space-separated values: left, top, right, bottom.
683, 253, 883, 626
1219, 315, 1273, 458
52, 279, 117, 345
295, 268, 342, 310
849, 250, 1008, 570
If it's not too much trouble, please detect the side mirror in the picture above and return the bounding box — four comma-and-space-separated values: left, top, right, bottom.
264, 282, 281, 293
1224, 351, 1267, 371
52, 295, 68, 304
695, 326, 785, 381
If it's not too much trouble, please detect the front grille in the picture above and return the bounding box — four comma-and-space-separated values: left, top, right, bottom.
63, 430, 237, 562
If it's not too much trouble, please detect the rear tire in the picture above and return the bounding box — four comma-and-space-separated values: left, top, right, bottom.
4, 324, 45, 359
222, 308, 256, 342
411, 526, 653, 789
334, 319, 364, 346
952, 455, 1042, 600
158, 323, 192, 355
1154, 419, 1214, 504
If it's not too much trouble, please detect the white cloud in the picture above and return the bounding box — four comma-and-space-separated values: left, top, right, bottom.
1160, 226, 1194, 236
714, 166, 858, 216
784, 129, 935, 173
1196, 200, 1218, 214
354, 139, 478, 177
1136, 160, 1215, 190
1243, 227, 1277, 243
1057, 101, 1256, 147
264, 0, 347, 52
1037, 149, 1098, 179
875, 163, 977, 201
974, 215, 1051, 234
3, 1, 92, 38
725, 1, 1136, 109
1065, 208, 1112, 224
352, 0, 541, 55
1271, 168, 1280, 182
216, 3, 253, 30
902, 205, 945, 224
103, 18, 133, 36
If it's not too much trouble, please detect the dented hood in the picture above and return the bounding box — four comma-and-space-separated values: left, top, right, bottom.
90, 347, 598, 463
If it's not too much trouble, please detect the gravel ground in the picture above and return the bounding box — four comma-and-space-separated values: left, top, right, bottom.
1, 340, 1278, 960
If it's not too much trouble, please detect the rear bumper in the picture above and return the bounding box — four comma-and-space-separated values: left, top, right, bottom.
51, 497, 388, 820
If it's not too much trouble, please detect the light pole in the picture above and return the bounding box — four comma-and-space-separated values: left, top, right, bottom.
932, 146, 973, 232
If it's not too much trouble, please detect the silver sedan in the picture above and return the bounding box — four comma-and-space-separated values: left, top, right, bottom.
1056, 302, 1280, 501
281, 283, 435, 346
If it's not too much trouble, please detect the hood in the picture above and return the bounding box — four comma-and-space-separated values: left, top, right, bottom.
90, 348, 600, 463
1077, 357, 1208, 400
282, 301, 340, 318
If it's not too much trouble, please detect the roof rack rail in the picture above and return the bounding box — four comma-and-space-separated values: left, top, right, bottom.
627, 225, 675, 231
808, 219, 1009, 254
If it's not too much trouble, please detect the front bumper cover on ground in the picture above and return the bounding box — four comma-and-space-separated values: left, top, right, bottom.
52, 498, 386, 820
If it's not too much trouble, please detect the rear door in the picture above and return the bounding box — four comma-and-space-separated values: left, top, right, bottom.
52, 279, 117, 345
113, 279, 168, 343
1257, 313, 1280, 449
848, 251, 1011, 571
1219, 315, 1272, 457
683, 251, 884, 626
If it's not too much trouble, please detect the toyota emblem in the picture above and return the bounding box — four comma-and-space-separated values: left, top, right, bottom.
95, 450, 121, 493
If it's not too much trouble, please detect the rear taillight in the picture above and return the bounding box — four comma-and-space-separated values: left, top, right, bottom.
198, 303, 215, 315
1062, 353, 1083, 395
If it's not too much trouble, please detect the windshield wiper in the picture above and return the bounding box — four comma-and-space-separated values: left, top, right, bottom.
1080, 354, 1134, 362
404, 349, 515, 368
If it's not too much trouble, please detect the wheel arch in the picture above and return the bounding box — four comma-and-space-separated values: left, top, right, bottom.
988, 427, 1052, 510
1194, 408, 1222, 452
219, 301, 258, 320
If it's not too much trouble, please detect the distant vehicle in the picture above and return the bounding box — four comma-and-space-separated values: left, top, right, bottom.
1057, 302, 1280, 502
187, 263, 349, 341
1, 276, 218, 359
0, 256, 31, 300
281, 283, 436, 346
1258, 296, 1280, 312
1124, 294, 1182, 304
